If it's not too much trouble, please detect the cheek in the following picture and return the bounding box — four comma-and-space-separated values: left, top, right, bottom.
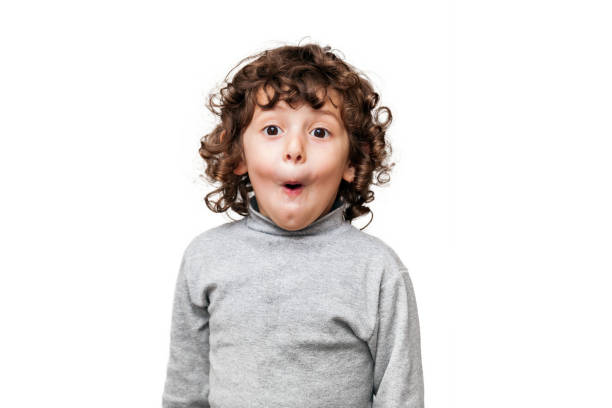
243, 136, 268, 167
310, 154, 347, 182
245, 147, 277, 180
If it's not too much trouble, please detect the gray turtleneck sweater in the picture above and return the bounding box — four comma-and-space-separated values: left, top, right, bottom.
161, 195, 424, 408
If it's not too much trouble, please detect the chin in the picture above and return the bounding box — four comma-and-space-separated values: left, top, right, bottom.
275, 214, 310, 231
278, 220, 305, 231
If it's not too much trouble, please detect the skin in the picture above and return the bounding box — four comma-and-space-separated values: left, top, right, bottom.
233, 86, 355, 231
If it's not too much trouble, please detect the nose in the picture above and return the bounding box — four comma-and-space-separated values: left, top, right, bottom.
283, 130, 305, 164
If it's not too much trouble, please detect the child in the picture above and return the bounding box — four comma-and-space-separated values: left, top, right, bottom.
162, 42, 424, 408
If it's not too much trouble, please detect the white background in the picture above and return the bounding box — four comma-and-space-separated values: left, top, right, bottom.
1, 1, 610, 407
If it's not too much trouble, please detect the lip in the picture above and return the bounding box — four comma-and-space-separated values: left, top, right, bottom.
283, 179, 303, 185
282, 184, 305, 197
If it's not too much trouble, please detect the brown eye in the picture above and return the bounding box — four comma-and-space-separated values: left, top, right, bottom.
311, 127, 330, 139
263, 125, 280, 136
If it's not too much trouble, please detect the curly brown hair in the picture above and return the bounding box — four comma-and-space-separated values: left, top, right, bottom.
198, 41, 395, 229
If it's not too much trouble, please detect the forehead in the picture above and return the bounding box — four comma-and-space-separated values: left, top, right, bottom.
252, 86, 343, 120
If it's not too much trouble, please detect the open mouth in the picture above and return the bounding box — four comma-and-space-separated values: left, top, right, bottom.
284, 183, 302, 190
282, 181, 305, 196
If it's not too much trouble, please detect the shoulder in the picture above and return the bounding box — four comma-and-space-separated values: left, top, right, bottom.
344, 224, 406, 267
343, 224, 412, 285
182, 217, 246, 261
176, 218, 245, 289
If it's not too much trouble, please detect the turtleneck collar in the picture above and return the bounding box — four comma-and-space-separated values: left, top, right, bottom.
245, 194, 349, 236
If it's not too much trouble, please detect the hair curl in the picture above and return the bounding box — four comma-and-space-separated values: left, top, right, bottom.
199, 41, 395, 229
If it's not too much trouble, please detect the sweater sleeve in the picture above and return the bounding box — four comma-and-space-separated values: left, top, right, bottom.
368, 268, 424, 408
162, 253, 211, 408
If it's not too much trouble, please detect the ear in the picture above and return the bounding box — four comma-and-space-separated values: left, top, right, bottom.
233, 159, 247, 176
232, 133, 248, 176
342, 162, 356, 183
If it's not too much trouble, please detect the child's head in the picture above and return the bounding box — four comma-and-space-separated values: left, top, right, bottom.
199, 42, 395, 231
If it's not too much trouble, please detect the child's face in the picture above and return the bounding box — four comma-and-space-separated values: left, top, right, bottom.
234, 86, 355, 231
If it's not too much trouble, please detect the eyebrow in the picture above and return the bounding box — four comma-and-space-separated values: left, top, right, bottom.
257, 107, 341, 123
316, 109, 341, 121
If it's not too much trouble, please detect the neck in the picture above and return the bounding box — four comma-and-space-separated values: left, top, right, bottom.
245, 195, 348, 237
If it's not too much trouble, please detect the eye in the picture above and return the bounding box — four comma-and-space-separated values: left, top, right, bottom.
261, 125, 331, 139
263, 125, 282, 136
310, 127, 331, 139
